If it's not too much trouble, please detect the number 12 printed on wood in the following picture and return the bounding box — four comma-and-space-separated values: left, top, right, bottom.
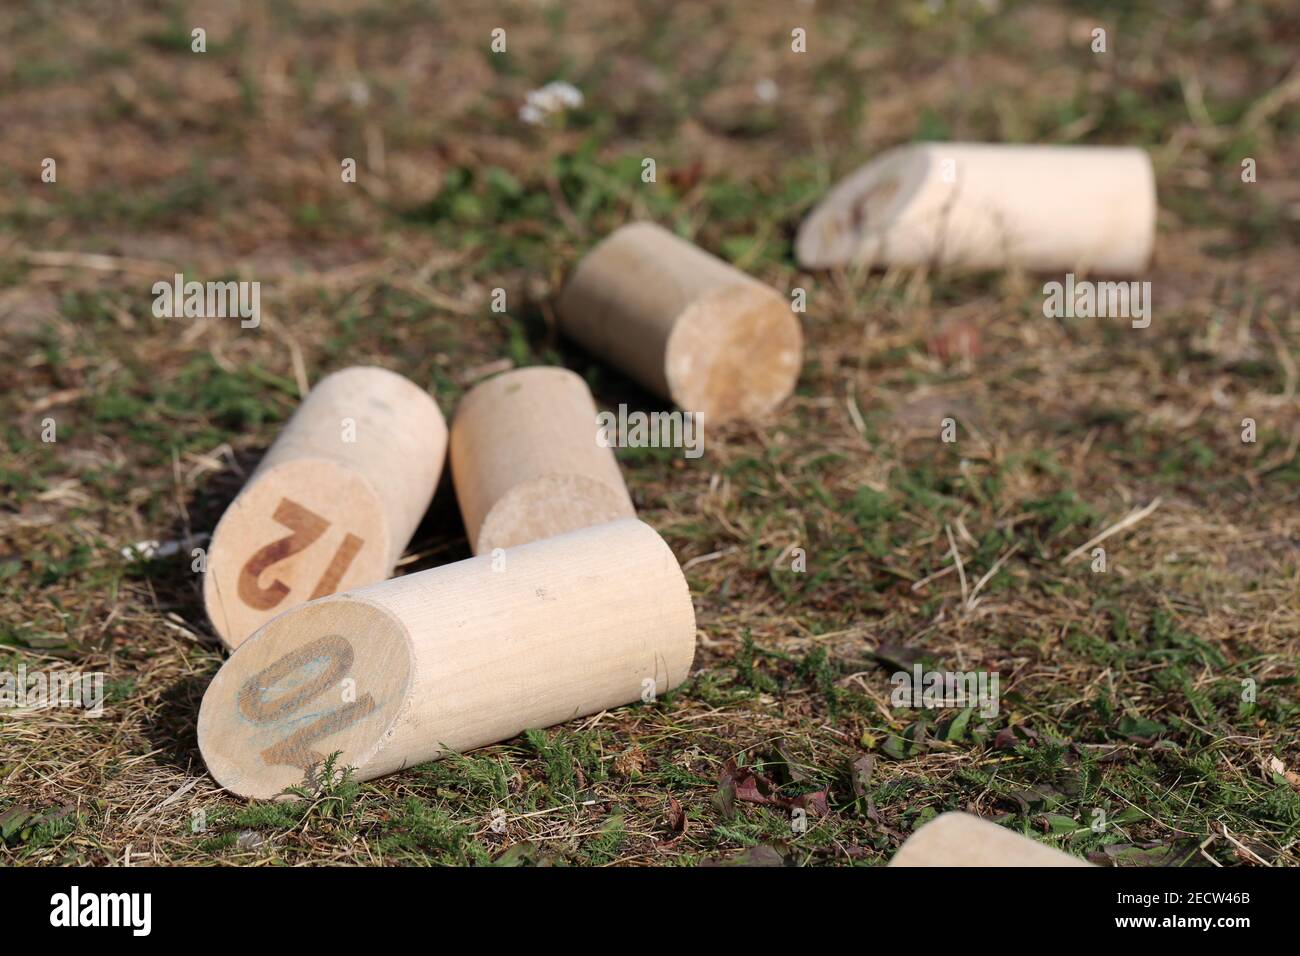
203, 367, 447, 650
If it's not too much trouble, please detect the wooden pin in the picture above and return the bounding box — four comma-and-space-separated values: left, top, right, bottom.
450, 366, 635, 554
203, 366, 447, 651
888, 812, 1094, 867
557, 221, 803, 423
797, 143, 1156, 274
197, 518, 696, 799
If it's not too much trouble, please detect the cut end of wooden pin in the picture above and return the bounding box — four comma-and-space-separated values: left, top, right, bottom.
198, 596, 414, 800
665, 283, 803, 423
475, 473, 638, 554
795, 144, 926, 270
888, 811, 1094, 867
203, 457, 392, 651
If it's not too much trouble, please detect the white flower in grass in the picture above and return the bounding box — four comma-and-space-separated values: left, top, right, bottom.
755, 78, 778, 104
519, 81, 584, 125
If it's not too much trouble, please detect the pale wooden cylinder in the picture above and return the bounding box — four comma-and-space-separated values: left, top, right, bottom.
888, 812, 1093, 867
796, 143, 1156, 274
203, 366, 447, 651
197, 518, 696, 799
450, 366, 635, 554
557, 221, 803, 423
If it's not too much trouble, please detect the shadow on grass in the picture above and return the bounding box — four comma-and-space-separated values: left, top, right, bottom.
144, 671, 215, 775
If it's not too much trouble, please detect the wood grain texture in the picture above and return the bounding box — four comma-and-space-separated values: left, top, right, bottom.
450, 366, 635, 554
203, 366, 446, 650
796, 143, 1156, 274
888, 812, 1094, 867
557, 222, 802, 423
198, 518, 696, 799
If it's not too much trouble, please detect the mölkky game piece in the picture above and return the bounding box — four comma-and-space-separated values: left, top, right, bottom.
557, 221, 803, 423
796, 143, 1156, 274
197, 518, 696, 799
450, 366, 636, 553
203, 366, 446, 650
888, 811, 1093, 867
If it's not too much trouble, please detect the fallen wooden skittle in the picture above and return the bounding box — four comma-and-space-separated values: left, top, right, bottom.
450, 366, 635, 554
557, 221, 803, 423
203, 366, 447, 650
888, 812, 1094, 867
796, 143, 1156, 274
197, 518, 696, 799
